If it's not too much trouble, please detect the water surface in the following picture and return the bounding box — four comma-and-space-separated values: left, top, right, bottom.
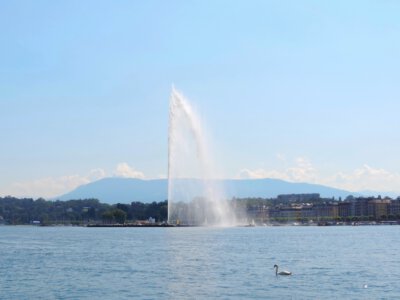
1, 226, 399, 299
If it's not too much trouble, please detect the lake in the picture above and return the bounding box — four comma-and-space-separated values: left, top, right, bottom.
0, 225, 399, 299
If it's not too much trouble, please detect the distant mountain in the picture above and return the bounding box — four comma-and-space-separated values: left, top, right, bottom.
57, 178, 167, 204
56, 177, 358, 204
224, 179, 358, 200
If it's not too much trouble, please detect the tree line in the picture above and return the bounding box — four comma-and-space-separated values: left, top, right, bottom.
0, 196, 167, 225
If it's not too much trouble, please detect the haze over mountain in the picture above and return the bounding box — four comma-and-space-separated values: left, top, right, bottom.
56, 177, 361, 204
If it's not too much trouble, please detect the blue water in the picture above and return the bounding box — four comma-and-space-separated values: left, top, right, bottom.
0, 226, 399, 299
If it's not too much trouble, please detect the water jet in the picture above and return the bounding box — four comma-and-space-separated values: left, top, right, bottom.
167, 87, 235, 226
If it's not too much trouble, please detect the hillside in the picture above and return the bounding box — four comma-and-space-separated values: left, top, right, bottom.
56, 177, 357, 204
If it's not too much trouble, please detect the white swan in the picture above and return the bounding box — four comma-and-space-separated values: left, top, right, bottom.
274, 264, 292, 276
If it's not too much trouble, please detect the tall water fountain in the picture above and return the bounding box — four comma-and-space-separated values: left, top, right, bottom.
168, 87, 236, 226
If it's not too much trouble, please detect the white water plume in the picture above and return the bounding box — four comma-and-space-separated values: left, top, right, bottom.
167, 87, 236, 226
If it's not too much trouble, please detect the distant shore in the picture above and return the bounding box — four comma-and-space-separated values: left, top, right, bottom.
66, 220, 400, 227
86, 223, 175, 227
1, 221, 399, 227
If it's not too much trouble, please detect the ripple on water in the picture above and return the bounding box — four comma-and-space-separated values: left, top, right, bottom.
0, 226, 400, 299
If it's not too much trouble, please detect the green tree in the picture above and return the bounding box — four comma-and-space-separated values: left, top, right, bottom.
102, 211, 115, 224
112, 209, 127, 224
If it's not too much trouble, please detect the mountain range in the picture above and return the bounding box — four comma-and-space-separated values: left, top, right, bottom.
56, 177, 364, 204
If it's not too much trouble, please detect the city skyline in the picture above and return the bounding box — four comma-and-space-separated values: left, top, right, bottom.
1, 1, 400, 198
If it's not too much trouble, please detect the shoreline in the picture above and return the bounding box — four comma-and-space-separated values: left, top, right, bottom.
2, 220, 399, 227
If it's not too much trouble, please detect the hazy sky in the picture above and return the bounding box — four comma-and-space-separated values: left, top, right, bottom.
1, 1, 400, 198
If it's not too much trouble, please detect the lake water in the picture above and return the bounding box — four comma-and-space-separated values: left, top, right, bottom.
0, 225, 399, 299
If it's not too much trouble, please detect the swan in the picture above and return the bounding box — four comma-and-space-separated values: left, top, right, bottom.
274, 264, 292, 276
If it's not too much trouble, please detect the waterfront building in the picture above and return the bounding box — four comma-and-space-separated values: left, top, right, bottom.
269, 205, 302, 221
244, 194, 399, 223
300, 204, 314, 219
368, 199, 390, 219
313, 203, 338, 219
338, 202, 352, 218
277, 193, 320, 203
389, 200, 400, 217
269, 202, 339, 222
354, 198, 370, 217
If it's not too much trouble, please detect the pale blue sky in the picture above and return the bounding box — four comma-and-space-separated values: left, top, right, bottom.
1, 1, 399, 197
